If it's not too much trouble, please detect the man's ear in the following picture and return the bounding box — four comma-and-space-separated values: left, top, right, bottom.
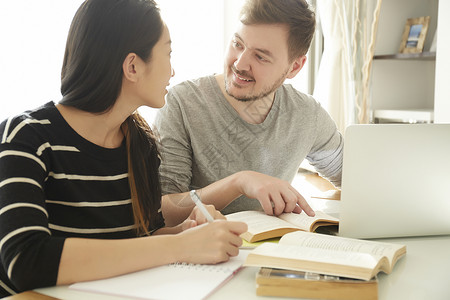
122, 53, 139, 82
286, 55, 307, 79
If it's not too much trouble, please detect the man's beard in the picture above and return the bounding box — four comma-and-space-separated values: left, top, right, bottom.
224, 65, 288, 102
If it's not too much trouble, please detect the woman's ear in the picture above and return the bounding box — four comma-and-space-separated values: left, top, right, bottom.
123, 53, 139, 82
286, 55, 307, 79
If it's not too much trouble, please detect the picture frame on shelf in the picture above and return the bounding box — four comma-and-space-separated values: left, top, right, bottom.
399, 16, 430, 54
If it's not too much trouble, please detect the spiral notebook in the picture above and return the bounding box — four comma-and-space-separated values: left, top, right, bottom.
70, 250, 249, 300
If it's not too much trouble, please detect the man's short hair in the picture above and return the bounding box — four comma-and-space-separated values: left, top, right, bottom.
239, 0, 316, 61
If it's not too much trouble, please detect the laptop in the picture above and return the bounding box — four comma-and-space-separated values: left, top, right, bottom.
338, 124, 450, 239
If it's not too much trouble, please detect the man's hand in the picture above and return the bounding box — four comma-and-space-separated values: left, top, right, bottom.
238, 171, 315, 216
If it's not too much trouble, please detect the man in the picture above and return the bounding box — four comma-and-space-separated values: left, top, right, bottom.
156, 0, 343, 226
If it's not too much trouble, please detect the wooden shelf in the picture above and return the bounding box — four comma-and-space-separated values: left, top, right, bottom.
373, 52, 436, 61
372, 109, 434, 123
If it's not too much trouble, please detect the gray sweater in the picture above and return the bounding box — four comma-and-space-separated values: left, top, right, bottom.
155, 75, 343, 214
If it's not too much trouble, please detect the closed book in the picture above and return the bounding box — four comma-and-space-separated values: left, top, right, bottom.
256, 267, 378, 300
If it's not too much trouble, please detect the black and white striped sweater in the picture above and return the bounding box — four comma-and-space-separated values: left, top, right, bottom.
0, 101, 164, 297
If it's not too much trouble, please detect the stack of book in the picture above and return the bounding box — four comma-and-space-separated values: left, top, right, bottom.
227, 211, 406, 300
246, 231, 406, 299
256, 268, 378, 300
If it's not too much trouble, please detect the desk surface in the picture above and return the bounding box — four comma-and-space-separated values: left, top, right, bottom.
6, 235, 448, 300
5, 172, 450, 299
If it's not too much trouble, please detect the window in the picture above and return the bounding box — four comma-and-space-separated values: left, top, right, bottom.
0, 0, 312, 123
0, 0, 84, 121
0, 0, 228, 123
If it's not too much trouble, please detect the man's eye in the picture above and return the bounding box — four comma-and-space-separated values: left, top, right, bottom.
256, 54, 267, 62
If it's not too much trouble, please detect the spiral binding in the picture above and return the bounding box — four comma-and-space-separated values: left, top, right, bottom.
169, 262, 235, 273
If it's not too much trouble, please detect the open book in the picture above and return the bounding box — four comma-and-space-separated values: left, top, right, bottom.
256, 267, 378, 300
244, 231, 406, 281
226, 210, 338, 243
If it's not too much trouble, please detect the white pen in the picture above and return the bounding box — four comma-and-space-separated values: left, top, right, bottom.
190, 190, 214, 223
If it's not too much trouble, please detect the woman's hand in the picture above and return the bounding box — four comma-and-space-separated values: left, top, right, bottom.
177, 220, 247, 264
238, 171, 315, 217
180, 205, 226, 231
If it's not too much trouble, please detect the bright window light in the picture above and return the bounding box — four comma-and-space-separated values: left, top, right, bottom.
0, 0, 310, 124
0, 0, 84, 121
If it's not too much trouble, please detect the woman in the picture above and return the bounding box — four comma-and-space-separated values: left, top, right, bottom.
0, 0, 247, 296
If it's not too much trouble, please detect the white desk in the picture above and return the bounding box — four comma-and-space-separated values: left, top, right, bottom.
7, 174, 450, 300
30, 234, 450, 300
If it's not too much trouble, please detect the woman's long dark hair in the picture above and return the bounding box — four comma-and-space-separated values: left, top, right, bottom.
60, 0, 163, 235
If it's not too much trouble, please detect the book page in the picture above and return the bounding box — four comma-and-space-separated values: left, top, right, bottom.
247, 242, 379, 271
240, 237, 280, 249
279, 231, 404, 264
279, 211, 339, 231
226, 211, 297, 234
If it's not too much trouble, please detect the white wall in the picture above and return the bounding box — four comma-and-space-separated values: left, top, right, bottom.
434, 0, 450, 123
370, 0, 438, 112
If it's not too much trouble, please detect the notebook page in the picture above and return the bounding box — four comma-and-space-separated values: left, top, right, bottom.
70, 250, 249, 300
